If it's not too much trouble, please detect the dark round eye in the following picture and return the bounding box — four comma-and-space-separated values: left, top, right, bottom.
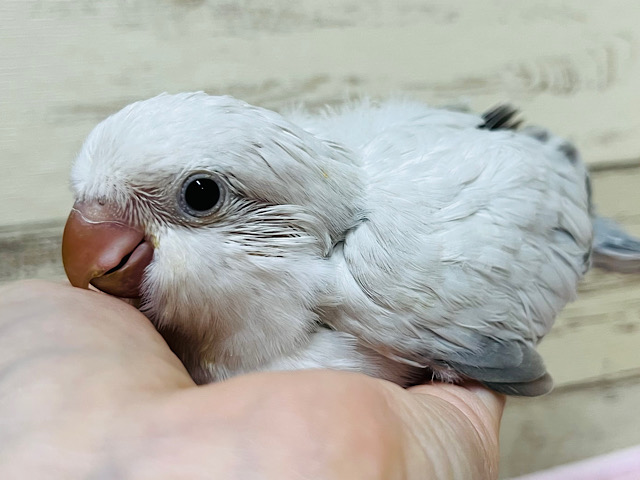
180, 174, 222, 217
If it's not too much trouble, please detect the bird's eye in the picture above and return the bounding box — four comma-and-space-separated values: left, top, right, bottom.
179, 173, 223, 217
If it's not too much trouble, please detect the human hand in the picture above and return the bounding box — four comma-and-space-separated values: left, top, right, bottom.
0, 280, 504, 479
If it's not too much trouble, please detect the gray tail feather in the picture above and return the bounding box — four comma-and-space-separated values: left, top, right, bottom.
482, 373, 554, 397
592, 216, 640, 273
446, 340, 553, 397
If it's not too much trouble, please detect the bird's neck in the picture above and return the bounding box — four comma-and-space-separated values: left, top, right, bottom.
150, 256, 338, 383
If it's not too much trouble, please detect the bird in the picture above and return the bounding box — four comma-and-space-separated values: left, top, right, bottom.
61, 92, 639, 396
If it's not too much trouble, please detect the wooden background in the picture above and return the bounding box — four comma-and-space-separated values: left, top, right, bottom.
1, 1, 640, 477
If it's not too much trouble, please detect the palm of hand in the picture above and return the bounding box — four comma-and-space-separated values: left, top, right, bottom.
0, 281, 503, 479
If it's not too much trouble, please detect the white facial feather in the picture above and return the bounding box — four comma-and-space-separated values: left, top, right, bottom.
71, 93, 593, 395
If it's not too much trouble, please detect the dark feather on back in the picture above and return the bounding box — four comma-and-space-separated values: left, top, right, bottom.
479, 105, 522, 131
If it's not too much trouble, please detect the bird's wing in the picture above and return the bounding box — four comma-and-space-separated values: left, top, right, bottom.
323, 102, 592, 395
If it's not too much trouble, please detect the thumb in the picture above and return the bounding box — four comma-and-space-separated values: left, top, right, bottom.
387, 382, 505, 480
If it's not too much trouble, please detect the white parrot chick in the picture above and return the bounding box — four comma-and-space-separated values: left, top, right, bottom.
62, 93, 637, 396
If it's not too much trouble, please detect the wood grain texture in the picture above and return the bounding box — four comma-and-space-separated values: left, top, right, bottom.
500, 374, 640, 478
1, 0, 640, 224
2, 1, 640, 476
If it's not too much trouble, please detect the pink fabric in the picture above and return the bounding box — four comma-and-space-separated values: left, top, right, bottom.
512, 445, 640, 480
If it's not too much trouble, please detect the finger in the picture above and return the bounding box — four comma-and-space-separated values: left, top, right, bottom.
394, 382, 505, 480
0, 280, 197, 478
410, 382, 506, 434
0, 280, 193, 392
121, 372, 504, 480
107, 371, 412, 480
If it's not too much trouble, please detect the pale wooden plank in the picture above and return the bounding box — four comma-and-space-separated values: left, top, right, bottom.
499, 374, 640, 478
1, 0, 640, 225
0, 221, 64, 284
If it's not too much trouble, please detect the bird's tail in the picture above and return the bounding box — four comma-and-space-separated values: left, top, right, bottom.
485, 104, 640, 275
592, 216, 640, 273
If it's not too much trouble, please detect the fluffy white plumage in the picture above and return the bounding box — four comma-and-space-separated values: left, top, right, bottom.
69, 93, 594, 396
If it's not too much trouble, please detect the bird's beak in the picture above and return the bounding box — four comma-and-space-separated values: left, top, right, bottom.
61, 201, 154, 298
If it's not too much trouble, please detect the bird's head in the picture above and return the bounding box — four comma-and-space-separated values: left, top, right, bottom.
62, 93, 363, 368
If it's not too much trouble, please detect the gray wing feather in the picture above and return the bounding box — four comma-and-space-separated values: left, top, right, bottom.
321, 101, 591, 396
444, 338, 552, 396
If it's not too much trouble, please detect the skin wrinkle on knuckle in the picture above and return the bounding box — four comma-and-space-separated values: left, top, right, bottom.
397, 390, 499, 480
437, 389, 502, 457
375, 382, 451, 480
413, 386, 502, 437
403, 398, 460, 478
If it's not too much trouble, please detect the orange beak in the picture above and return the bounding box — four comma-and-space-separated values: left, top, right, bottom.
61, 201, 154, 298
